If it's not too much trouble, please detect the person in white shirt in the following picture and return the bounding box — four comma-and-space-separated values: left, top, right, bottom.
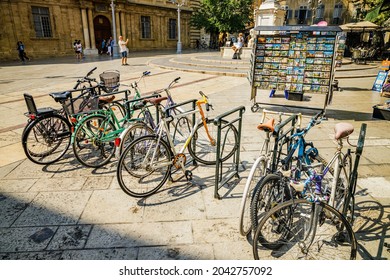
118, 36, 129, 66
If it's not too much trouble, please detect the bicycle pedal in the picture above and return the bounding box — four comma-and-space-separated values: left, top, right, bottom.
185, 170, 192, 181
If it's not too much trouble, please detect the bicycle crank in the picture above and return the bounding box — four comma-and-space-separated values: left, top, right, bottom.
173, 153, 186, 169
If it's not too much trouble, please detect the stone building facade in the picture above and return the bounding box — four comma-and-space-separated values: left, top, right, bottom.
278, 0, 353, 26
0, 0, 201, 61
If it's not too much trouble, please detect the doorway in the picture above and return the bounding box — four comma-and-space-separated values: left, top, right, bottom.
94, 15, 111, 54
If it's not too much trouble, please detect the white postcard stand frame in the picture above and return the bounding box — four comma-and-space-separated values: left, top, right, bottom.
248, 25, 343, 113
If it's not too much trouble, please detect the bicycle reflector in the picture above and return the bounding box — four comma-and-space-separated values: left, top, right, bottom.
70, 117, 77, 123
28, 114, 36, 120
114, 138, 121, 147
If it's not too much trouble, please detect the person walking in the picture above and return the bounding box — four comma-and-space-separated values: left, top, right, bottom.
118, 35, 129, 66
75, 40, 83, 60
100, 39, 106, 55
106, 37, 112, 56
17, 41, 29, 64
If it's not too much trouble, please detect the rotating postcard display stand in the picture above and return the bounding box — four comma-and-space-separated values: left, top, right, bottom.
248, 26, 343, 113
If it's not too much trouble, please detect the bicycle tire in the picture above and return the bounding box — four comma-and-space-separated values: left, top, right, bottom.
72, 114, 116, 168
119, 122, 154, 155
188, 119, 238, 165
22, 114, 71, 165
239, 156, 267, 236
253, 198, 357, 260
117, 135, 172, 198
250, 173, 292, 234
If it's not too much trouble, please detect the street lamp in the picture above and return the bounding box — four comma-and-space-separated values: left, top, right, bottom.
110, 0, 119, 57
171, 0, 184, 54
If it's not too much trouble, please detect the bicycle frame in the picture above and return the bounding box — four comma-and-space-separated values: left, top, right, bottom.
141, 93, 214, 173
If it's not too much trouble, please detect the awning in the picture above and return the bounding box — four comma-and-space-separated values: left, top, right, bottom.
339, 21, 379, 32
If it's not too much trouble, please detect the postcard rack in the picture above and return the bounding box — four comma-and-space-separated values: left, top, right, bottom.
248, 26, 343, 113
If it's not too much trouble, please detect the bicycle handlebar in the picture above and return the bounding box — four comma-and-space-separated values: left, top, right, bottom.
86, 67, 97, 77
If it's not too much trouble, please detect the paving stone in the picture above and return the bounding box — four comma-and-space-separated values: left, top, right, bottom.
356, 177, 390, 198
192, 218, 243, 244
82, 176, 113, 190
29, 177, 87, 192
46, 225, 92, 250
138, 244, 214, 260
0, 250, 64, 260
13, 191, 92, 226
80, 190, 143, 224
0, 178, 37, 193
0, 161, 22, 179
141, 182, 206, 222
85, 221, 193, 248
0, 226, 57, 252
61, 248, 138, 260
213, 240, 253, 260
0, 192, 37, 227
5, 159, 58, 179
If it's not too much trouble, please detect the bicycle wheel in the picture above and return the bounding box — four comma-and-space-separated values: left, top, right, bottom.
22, 114, 71, 165
72, 115, 116, 168
117, 135, 172, 198
119, 122, 154, 154
238, 156, 267, 236
250, 174, 292, 233
253, 198, 357, 260
188, 119, 238, 165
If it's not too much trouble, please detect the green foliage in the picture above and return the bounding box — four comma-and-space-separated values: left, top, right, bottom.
190, 0, 253, 33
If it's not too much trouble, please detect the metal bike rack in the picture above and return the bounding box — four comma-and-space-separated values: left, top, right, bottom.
213, 106, 245, 199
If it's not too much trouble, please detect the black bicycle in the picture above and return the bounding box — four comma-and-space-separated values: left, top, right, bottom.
21, 67, 124, 165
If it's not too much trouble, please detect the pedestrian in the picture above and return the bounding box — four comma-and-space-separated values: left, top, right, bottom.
100, 39, 106, 55
118, 35, 129, 66
107, 37, 112, 56
73, 39, 78, 58
75, 40, 83, 60
109, 37, 115, 57
17, 41, 29, 64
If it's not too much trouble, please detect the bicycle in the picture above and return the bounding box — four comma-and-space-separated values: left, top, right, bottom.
116, 91, 239, 198
251, 123, 367, 260
114, 76, 198, 158
249, 112, 332, 232
21, 67, 120, 165
72, 74, 192, 168
238, 109, 302, 236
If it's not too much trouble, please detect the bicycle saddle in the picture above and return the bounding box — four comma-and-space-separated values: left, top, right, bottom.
334, 123, 354, 140
98, 95, 115, 103
144, 96, 168, 105
257, 118, 275, 132
50, 91, 71, 102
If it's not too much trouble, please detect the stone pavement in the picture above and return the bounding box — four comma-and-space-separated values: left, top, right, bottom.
0, 51, 389, 260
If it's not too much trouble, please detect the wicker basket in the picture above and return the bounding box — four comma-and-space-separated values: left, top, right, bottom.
100, 70, 120, 92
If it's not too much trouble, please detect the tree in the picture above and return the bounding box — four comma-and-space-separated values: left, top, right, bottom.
353, 0, 390, 25
190, 0, 253, 34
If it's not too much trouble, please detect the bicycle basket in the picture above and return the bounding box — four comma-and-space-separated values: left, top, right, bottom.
64, 94, 99, 115
99, 70, 120, 93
